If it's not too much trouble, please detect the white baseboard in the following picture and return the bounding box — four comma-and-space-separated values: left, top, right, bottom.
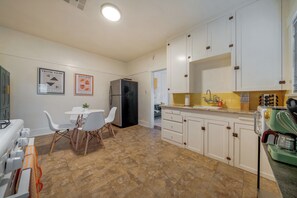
31, 121, 154, 136
138, 120, 152, 128
30, 127, 53, 137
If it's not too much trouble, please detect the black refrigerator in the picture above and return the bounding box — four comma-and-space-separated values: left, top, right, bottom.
109, 79, 138, 128
0, 66, 10, 121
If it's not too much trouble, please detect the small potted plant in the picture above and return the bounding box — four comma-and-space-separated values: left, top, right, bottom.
82, 103, 90, 111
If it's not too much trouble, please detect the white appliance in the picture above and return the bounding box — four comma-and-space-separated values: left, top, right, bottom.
0, 119, 32, 198
254, 106, 269, 136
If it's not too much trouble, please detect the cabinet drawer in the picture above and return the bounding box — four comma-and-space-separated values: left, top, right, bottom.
163, 109, 180, 115
162, 120, 183, 134
162, 129, 183, 144
163, 113, 183, 123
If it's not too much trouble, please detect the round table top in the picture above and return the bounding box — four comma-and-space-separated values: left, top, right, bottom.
65, 109, 104, 115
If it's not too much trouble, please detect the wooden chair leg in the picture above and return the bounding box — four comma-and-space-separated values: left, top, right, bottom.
75, 129, 80, 151
109, 124, 116, 138
95, 130, 101, 143
98, 130, 105, 148
84, 133, 90, 155
49, 131, 58, 155
68, 129, 75, 146
72, 128, 76, 143
80, 132, 86, 147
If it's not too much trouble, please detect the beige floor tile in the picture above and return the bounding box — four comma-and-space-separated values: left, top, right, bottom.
36, 125, 280, 198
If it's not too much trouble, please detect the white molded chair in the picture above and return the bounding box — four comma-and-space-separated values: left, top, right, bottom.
79, 112, 105, 155
44, 111, 76, 155
104, 107, 117, 138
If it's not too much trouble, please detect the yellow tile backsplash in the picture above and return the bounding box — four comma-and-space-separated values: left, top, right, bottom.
172, 91, 286, 110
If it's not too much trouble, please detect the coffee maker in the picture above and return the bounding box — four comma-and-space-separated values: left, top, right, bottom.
261, 99, 297, 166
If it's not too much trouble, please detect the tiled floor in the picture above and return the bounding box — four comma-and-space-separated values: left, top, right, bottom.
35, 125, 280, 198
154, 117, 161, 128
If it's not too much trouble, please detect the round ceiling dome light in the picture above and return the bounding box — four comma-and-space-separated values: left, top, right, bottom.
101, 3, 121, 22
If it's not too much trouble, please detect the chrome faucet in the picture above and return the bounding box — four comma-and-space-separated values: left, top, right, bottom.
203, 89, 212, 103
203, 89, 220, 104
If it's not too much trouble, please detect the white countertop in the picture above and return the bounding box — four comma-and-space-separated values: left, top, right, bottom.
161, 105, 254, 115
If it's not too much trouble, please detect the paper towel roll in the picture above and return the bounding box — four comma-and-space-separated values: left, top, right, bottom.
185, 95, 190, 106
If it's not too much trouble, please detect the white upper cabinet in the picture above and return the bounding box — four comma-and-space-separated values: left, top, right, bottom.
191, 14, 234, 62
208, 14, 234, 57
191, 24, 208, 61
167, 34, 191, 93
235, 0, 282, 91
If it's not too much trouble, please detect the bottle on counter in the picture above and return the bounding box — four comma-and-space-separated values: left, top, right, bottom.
218, 99, 223, 107
185, 94, 190, 106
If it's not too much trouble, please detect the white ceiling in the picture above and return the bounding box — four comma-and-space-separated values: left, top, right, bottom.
0, 0, 252, 62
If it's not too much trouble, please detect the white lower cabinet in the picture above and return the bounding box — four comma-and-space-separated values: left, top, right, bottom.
184, 116, 204, 154
161, 109, 184, 147
161, 108, 274, 180
162, 129, 183, 144
204, 119, 231, 164
234, 123, 274, 180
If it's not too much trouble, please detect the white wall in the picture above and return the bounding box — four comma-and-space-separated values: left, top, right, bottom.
127, 47, 166, 128
0, 26, 127, 136
189, 55, 232, 93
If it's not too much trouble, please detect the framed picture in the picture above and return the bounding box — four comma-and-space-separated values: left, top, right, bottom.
74, 73, 94, 96
37, 68, 65, 95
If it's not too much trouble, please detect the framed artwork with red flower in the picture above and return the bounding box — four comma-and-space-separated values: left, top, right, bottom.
74, 73, 94, 96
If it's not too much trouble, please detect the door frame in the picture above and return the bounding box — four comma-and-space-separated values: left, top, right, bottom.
151, 69, 168, 128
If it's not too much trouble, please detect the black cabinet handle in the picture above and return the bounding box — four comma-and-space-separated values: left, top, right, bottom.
229, 44, 234, 48
234, 66, 240, 70
184, 74, 188, 78
206, 46, 211, 50
229, 16, 234, 20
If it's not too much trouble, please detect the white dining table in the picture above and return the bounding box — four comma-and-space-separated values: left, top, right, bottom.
65, 109, 104, 115
65, 109, 105, 150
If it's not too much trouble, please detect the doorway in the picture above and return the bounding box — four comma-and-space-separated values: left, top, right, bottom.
152, 69, 168, 129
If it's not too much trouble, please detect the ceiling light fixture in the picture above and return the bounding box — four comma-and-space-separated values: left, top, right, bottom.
101, 3, 121, 22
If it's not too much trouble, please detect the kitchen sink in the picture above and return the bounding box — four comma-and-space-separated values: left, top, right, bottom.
192, 105, 222, 110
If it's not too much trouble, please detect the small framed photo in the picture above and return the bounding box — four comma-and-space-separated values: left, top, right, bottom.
75, 73, 94, 96
37, 68, 65, 95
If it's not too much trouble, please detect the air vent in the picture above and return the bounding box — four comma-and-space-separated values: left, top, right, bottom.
63, 0, 86, 11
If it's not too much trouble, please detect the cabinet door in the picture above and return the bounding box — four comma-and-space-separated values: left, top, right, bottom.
191, 24, 208, 61
204, 119, 230, 164
234, 123, 274, 180
208, 14, 233, 57
167, 35, 189, 93
185, 117, 204, 154
235, 0, 282, 91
